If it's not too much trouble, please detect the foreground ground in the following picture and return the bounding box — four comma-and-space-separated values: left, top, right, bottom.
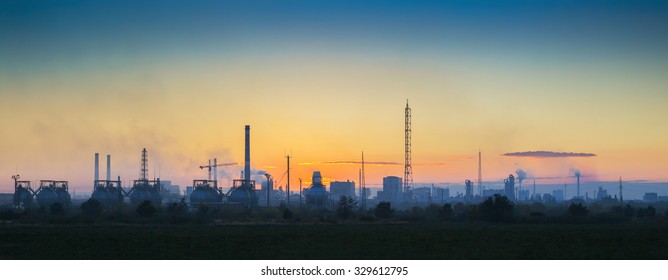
1, 222, 667, 259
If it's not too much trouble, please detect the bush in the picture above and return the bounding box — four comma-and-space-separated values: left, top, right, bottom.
49, 203, 65, 216
439, 203, 453, 221
479, 194, 514, 222
136, 200, 157, 217
81, 199, 103, 217
282, 208, 293, 220
374, 201, 394, 219
166, 199, 188, 215
336, 196, 357, 220
567, 203, 588, 217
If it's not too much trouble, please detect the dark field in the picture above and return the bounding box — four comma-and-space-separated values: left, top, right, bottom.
1, 223, 667, 259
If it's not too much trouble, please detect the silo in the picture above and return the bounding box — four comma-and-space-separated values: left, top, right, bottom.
190, 180, 222, 204
13, 181, 34, 208
305, 171, 328, 208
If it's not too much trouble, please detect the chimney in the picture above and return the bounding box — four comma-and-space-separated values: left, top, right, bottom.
94, 153, 99, 182
577, 175, 580, 198
244, 125, 251, 183
106, 154, 111, 181
214, 158, 218, 182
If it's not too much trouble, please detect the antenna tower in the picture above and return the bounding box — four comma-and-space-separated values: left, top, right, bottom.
404, 100, 413, 199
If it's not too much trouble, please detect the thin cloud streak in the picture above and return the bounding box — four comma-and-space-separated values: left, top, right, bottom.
298, 161, 447, 167
502, 151, 597, 158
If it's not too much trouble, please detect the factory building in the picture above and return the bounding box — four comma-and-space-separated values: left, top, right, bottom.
552, 190, 564, 202
643, 193, 658, 202
504, 174, 515, 201
305, 171, 329, 208
330, 180, 356, 201
517, 189, 530, 201
483, 189, 503, 198
377, 176, 402, 202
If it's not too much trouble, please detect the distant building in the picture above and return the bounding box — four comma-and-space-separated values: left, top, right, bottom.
643, 192, 658, 202
160, 180, 181, 201
185, 186, 193, 198
552, 190, 564, 202
330, 180, 356, 200
596, 187, 609, 200
483, 189, 503, 198
542, 193, 556, 203
377, 176, 402, 202
413, 187, 432, 202
504, 174, 516, 200
432, 187, 450, 203
517, 189, 530, 201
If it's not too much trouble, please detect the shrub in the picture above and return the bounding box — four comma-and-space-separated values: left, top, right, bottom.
567, 203, 588, 217
374, 201, 394, 219
136, 200, 157, 217
479, 194, 514, 222
336, 196, 357, 220
81, 199, 103, 217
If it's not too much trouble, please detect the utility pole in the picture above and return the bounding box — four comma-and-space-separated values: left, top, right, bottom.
286, 155, 291, 206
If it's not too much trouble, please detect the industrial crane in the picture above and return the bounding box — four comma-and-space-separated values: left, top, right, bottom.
199, 159, 238, 181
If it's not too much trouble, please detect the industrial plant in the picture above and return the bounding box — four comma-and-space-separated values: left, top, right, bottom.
6, 102, 663, 212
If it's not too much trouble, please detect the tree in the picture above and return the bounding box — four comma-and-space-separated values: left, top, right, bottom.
49, 202, 65, 216
336, 196, 357, 220
623, 205, 635, 218
136, 200, 157, 217
647, 205, 656, 217
374, 201, 394, 219
282, 208, 293, 220
479, 194, 515, 222
567, 202, 588, 217
166, 199, 188, 215
81, 198, 103, 217
439, 203, 453, 220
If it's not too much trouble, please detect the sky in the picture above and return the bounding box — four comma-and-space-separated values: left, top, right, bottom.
1, 0, 667, 196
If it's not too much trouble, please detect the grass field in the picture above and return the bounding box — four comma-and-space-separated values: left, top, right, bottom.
1, 222, 667, 259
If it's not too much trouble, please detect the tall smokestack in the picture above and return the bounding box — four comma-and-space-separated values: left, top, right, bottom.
94, 153, 99, 182
577, 175, 580, 198
214, 158, 218, 183
244, 125, 251, 183
106, 154, 111, 181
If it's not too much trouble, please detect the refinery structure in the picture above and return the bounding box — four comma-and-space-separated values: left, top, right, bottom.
8, 101, 651, 210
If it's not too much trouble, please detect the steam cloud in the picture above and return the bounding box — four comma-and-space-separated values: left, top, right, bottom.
502, 151, 597, 158
516, 169, 527, 182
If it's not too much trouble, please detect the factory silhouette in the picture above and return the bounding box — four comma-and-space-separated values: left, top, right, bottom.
6, 101, 662, 213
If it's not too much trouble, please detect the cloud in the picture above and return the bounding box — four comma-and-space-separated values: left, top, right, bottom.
298, 161, 446, 166
502, 151, 597, 158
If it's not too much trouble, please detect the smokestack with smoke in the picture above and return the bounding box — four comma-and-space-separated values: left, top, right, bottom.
571, 169, 581, 198
516, 169, 526, 198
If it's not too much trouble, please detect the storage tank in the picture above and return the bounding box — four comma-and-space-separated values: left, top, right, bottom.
190, 180, 222, 204
36, 186, 59, 207
13, 181, 34, 208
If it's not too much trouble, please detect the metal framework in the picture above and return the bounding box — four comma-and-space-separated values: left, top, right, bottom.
140, 148, 148, 181
403, 100, 413, 198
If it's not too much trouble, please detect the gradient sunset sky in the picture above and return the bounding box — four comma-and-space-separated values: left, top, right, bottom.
1, 0, 667, 194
